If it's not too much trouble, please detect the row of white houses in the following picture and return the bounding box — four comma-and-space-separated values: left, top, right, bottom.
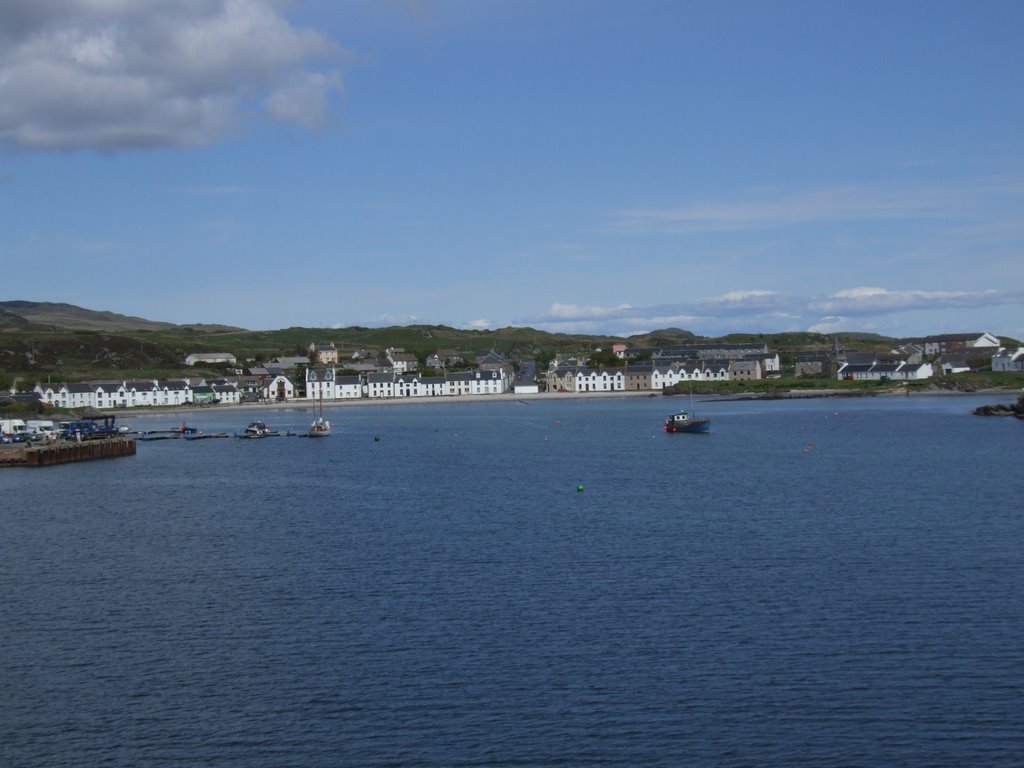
546, 360, 768, 393
302, 368, 511, 400
35, 380, 243, 409
837, 362, 935, 381
32, 368, 514, 410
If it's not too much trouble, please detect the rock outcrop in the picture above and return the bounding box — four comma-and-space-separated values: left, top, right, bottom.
974, 394, 1024, 418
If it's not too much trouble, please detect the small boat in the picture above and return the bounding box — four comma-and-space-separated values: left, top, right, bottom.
238, 421, 277, 438
664, 386, 710, 433
306, 375, 331, 437
307, 416, 331, 437
663, 410, 710, 433
138, 423, 199, 440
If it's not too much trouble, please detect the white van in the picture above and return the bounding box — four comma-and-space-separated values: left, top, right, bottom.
26, 419, 58, 442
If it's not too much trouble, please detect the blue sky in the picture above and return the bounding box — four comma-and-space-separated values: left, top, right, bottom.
2, 0, 1022, 339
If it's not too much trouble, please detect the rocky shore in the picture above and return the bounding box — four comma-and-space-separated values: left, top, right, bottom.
974, 394, 1024, 419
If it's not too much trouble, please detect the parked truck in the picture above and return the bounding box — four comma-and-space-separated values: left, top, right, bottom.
59, 415, 120, 441
1, 419, 28, 442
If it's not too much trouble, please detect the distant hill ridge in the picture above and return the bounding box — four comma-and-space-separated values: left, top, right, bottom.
0, 301, 244, 333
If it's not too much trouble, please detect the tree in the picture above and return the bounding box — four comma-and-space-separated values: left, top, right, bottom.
587, 349, 621, 368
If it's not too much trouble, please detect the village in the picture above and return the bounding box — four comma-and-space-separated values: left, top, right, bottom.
9, 331, 1022, 413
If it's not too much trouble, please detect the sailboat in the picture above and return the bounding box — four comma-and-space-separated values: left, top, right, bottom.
307, 373, 331, 437
663, 384, 710, 434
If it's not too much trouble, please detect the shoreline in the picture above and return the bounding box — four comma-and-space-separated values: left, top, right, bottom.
87, 385, 1020, 420
120, 389, 659, 418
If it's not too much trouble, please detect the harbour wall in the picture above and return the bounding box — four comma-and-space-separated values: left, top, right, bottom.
0, 438, 136, 468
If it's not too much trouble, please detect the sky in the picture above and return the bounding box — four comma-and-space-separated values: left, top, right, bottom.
1, 0, 1022, 339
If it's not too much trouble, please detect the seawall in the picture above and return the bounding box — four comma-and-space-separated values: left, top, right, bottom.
0, 437, 137, 468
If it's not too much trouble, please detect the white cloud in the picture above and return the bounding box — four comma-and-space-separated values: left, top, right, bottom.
808, 287, 1013, 316
264, 70, 342, 129
806, 316, 850, 334
519, 287, 1024, 337
0, 0, 346, 150
465, 318, 492, 330
609, 182, 1016, 235
548, 302, 633, 319
371, 313, 419, 326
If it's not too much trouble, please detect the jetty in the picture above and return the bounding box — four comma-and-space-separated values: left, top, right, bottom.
0, 437, 136, 468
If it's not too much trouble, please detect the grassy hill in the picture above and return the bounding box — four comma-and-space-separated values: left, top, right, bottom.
1, 300, 1017, 389
0, 301, 243, 333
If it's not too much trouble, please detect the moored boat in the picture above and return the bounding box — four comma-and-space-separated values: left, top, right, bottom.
307, 416, 331, 437
307, 371, 332, 437
237, 421, 277, 438
663, 410, 710, 433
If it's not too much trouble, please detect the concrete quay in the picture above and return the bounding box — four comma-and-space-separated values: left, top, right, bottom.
0, 437, 136, 468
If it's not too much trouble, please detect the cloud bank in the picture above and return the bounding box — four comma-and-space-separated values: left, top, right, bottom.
516, 288, 1023, 337
0, 0, 345, 150
609, 182, 1023, 234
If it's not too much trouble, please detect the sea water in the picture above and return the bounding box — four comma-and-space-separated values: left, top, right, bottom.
2, 395, 1023, 767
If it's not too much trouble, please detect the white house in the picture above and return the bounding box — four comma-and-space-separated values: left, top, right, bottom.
125, 380, 160, 408
34, 383, 63, 406
513, 379, 539, 395
387, 348, 418, 374
575, 367, 624, 393
65, 383, 97, 409
211, 381, 241, 405
839, 362, 933, 381
940, 355, 972, 375
896, 363, 934, 380
449, 370, 504, 395
306, 369, 365, 400
759, 353, 782, 375
365, 372, 396, 399
704, 361, 730, 381
157, 380, 191, 406
920, 333, 1000, 356
651, 364, 681, 390
395, 375, 441, 398
266, 375, 295, 401
992, 348, 1024, 372
91, 381, 127, 409
335, 375, 362, 399
306, 368, 336, 401
183, 352, 237, 366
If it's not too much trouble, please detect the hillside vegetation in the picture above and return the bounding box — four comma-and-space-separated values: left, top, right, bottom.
1, 301, 1018, 389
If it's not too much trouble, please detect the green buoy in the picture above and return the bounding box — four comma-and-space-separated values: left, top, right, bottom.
577, 484, 585, 493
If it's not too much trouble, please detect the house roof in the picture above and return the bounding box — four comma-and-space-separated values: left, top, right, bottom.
729, 360, 760, 371
186, 352, 236, 360
922, 332, 988, 343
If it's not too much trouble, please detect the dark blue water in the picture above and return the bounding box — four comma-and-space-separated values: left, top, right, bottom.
3, 395, 1023, 767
